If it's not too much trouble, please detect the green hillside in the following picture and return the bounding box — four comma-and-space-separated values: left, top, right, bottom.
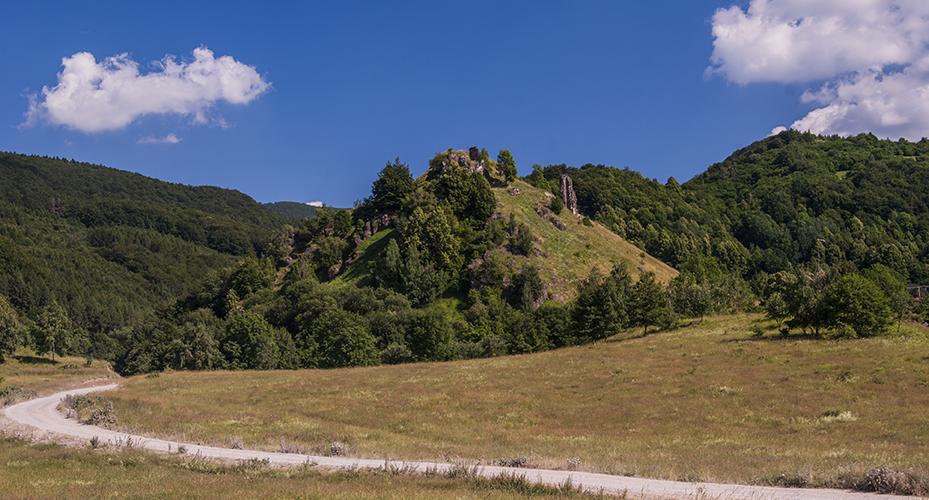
0, 152, 283, 337
534, 131, 929, 285
263, 201, 319, 221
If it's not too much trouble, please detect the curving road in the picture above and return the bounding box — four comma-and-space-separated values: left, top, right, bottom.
3, 384, 908, 499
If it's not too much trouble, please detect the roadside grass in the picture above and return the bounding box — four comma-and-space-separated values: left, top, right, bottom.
105, 314, 929, 487
0, 437, 599, 499
493, 180, 677, 298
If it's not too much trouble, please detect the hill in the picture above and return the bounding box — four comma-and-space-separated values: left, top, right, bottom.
491, 180, 676, 298
263, 201, 319, 221
533, 131, 929, 285
339, 180, 677, 298
0, 152, 283, 337
103, 314, 929, 492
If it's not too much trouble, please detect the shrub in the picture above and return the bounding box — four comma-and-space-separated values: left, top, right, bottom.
381, 342, 413, 364
62, 395, 117, 428
844, 467, 929, 496
548, 195, 564, 215
315, 310, 378, 368
825, 273, 893, 337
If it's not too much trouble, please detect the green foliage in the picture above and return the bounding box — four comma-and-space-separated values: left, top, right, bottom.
0, 152, 281, 336
403, 308, 455, 361
761, 264, 902, 338
402, 206, 462, 273
313, 236, 348, 280
0, 296, 21, 362
508, 265, 544, 310
572, 265, 632, 341
826, 273, 893, 338
862, 264, 911, 321
432, 167, 496, 223
369, 158, 415, 215
262, 201, 319, 221
316, 310, 378, 367
549, 195, 564, 215
222, 312, 281, 369
506, 215, 534, 256
32, 302, 74, 359
497, 150, 518, 183
630, 272, 673, 334
668, 272, 711, 319
536, 131, 929, 286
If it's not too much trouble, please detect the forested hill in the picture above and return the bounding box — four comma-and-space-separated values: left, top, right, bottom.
263, 201, 320, 221
531, 130, 929, 286
0, 152, 284, 340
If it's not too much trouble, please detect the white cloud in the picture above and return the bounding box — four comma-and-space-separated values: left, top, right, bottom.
710, 0, 929, 84
711, 1, 929, 140
306, 201, 324, 207
137, 133, 182, 144
26, 47, 269, 133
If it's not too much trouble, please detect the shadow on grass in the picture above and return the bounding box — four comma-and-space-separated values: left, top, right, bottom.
13, 355, 57, 365
603, 319, 701, 344
723, 332, 822, 343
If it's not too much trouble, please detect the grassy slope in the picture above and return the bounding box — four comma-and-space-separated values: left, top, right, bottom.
336, 228, 395, 285
0, 353, 590, 499
105, 315, 929, 486
494, 180, 677, 298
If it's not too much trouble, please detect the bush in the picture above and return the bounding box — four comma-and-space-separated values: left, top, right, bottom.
315, 310, 378, 368
844, 467, 929, 496
404, 309, 455, 361
825, 273, 893, 337
548, 196, 564, 215
381, 342, 413, 364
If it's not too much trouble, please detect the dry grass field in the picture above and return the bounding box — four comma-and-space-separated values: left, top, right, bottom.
103, 314, 929, 488
0, 352, 594, 499
0, 437, 598, 499
0, 352, 116, 402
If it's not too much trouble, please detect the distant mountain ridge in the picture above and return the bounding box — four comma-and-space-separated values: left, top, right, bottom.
263, 201, 321, 221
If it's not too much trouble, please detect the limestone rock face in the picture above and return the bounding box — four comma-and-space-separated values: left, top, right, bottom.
560, 174, 579, 215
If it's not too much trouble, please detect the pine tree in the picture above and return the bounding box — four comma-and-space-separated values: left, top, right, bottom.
497, 150, 518, 183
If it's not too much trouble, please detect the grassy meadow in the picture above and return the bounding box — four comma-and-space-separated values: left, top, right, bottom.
0, 352, 594, 499
103, 314, 929, 488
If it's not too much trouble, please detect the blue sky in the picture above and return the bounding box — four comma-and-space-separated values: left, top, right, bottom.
0, 1, 904, 206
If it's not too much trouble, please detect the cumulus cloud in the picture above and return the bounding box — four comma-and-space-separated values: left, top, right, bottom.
710, 0, 929, 140
137, 133, 181, 144
26, 47, 269, 133
306, 201, 324, 207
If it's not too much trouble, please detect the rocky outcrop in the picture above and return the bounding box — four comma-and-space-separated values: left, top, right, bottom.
429, 148, 486, 178
560, 174, 578, 215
